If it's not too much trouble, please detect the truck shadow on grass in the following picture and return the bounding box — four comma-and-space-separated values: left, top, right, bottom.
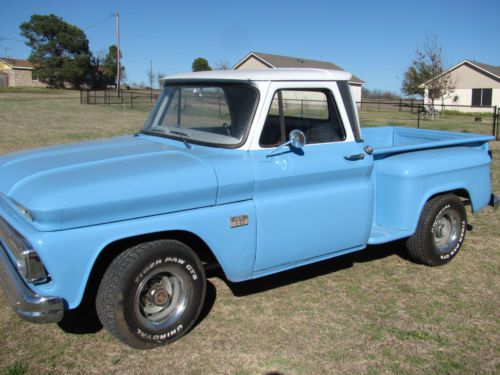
215, 240, 409, 297
58, 240, 408, 336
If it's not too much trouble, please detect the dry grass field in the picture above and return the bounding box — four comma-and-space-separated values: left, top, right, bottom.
360, 109, 496, 135
0, 89, 498, 375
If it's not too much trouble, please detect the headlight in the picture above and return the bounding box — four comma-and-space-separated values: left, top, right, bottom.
0, 215, 48, 284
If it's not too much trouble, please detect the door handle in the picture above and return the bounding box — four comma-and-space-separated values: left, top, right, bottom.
344, 153, 365, 161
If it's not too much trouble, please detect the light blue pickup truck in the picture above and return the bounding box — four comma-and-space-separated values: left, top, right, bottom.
0, 69, 498, 348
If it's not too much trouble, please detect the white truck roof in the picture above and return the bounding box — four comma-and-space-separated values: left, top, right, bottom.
162, 68, 352, 82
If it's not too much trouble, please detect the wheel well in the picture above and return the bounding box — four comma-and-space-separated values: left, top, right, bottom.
80, 231, 220, 310
429, 189, 471, 205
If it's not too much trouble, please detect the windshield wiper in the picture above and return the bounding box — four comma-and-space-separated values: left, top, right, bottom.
169, 130, 192, 150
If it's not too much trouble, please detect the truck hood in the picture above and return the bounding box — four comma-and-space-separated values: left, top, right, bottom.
0, 136, 218, 231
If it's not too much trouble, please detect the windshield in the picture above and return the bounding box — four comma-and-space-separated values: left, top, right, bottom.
142, 83, 258, 147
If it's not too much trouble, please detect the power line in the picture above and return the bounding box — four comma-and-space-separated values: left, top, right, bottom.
0, 37, 24, 43
3, 47, 13, 57
84, 14, 115, 31
2, 14, 115, 43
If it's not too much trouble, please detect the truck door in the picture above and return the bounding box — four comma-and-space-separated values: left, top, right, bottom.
252, 82, 374, 272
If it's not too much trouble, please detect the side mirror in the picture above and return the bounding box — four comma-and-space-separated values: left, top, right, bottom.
266, 129, 307, 157
289, 129, 306, 149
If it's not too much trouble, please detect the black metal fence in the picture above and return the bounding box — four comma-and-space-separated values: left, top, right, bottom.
358, 98, 423, 112
80, 89, 160, 108
79, 90, 498, 140
357, 99, 498, 139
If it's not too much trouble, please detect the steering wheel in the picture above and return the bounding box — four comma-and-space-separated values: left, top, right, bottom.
222, 123, 231, 136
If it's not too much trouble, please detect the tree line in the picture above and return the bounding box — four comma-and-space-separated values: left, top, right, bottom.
18, 14, 231, 89
20, 14, 124, 89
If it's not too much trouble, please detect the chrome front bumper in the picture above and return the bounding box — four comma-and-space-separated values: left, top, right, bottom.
0, 244, 64, 323
490, 194, 499, 210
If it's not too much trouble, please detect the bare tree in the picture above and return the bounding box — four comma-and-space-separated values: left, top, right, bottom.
214, 60, 232, 70
157, 71, 166, 88
402, 37, 455, 117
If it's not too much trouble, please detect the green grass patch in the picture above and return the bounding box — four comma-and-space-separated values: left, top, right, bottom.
0, 87, 61, 94
441, 109, 494, 118
2, 360, 28, 375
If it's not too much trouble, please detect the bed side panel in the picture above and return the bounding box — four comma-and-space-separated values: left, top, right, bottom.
373, 146, 491, 231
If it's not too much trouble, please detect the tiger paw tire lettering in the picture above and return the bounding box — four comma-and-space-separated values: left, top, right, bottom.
96, 240, 206, 349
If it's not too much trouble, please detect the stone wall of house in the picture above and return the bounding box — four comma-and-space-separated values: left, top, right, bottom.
3, 68, 45, 87
29, 77, 46, 88
7, 69, 29, 86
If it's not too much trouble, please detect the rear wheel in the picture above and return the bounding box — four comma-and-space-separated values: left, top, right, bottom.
406, 194, 467, 266
96, 240, 206, 349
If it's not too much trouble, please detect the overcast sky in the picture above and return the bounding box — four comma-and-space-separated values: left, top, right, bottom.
1, 0, 499, 92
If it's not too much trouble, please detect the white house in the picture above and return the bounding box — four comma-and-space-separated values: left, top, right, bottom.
233, 52, 364, 102
420, 60, 500, 113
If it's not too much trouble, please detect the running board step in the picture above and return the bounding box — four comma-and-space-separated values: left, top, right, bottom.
368, 225, 414, 245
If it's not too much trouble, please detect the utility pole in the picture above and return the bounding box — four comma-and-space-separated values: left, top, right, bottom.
3, 47, 12, 58
150, 59, 153, 99
116, 11, 121, 93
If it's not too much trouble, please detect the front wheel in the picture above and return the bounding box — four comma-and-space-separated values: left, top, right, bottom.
406, 194, 467, 266
96, 240, 206, 349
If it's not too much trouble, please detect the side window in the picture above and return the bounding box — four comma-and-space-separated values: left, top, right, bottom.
259, 89, 345, 148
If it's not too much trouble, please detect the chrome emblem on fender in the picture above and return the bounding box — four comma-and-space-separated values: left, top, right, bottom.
230, 215, 248, 228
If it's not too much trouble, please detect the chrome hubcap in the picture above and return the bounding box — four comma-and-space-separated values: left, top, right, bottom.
432, 208, 460, 254
134, 266, 190, 330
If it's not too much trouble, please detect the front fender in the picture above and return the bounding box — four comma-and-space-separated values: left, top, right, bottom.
31, 201, 256, 309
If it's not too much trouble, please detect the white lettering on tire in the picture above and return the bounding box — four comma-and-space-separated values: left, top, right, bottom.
136, 324, 184, 342
431, 204, 466, 260
135, 257, 198, 283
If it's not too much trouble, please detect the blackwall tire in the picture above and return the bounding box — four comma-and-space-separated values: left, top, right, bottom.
406, 194, 467, 266
96, 240, 206, 349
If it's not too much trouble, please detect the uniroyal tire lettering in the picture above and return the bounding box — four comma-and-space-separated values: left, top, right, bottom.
136, 324, 183, 342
